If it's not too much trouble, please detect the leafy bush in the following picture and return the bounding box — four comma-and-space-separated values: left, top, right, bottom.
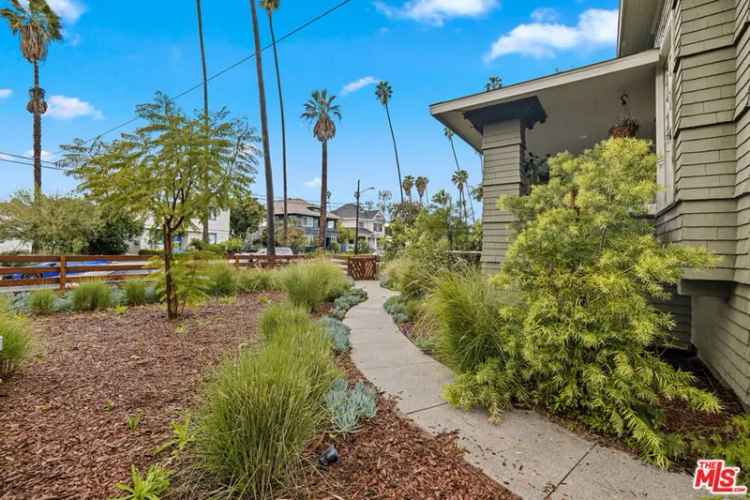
259, 302, 312, 342
114, 465, 171, 500
319, 316, 351, 352
196, 318, 338, 497
28, 289, 57, 315
325, 379, 377, 433
440, 139, 721, 468
206, 262, 238, 297
275, 259, 350, 311
122, 280, 150, 306
685, 414, 750, 485
0, 306, 32, 379
71, 282, 113, 312
236, 269, 276, 293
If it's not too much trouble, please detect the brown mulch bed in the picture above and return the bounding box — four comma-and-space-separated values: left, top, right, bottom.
293, 356, 517, 500
0, 293, 280, 499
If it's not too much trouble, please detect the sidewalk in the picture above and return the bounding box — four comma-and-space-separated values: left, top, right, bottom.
345, 281, 699, 500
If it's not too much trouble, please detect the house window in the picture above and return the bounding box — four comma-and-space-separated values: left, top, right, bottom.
656, 17, 676, 210
374, 223, 383, 232
209, 233, 218, 244
327, 220, 335, 229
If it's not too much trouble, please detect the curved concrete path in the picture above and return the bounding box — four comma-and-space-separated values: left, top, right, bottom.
345, 281, 699, 500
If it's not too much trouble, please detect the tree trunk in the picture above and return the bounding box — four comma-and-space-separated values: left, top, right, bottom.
319, 140, 328, 249
196, 0, 211, 243
449, 136, 460, 171
250, 0, 275, 256
163, 224, 177, 320
33, 61, 42, 203
385, 104, 404, 203
268, 12, 288, 245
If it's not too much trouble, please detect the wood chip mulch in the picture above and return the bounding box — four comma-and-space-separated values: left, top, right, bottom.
293, 356, 517, 500
0, 294, 279, 500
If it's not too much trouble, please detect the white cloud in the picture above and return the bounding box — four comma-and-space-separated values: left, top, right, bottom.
375, 0, 498, 26
46, 95, 103, 120
304, 177, 322, 189
22, 0, 85, 24
485, 8, 618, 61
0, 89, 12, 99
530, 7, 559, 23
341, 76, 379, 96
23, 150, 56, 162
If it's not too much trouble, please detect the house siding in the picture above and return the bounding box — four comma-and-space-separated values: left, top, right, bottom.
658, 0, 750, 406
480, 120, 524, 274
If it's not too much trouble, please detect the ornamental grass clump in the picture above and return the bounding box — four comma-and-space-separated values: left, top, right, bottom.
28, 289, 57, 315
0, 299, 33, 379
259, 302, 312, 341
275, 259, 350, 311
196, 306, 338, 498
206, 262, 238, 297
122, 279, 151, 306
71, 282, 113, 312
441, 138, 721, 468
236, 269, 276, 293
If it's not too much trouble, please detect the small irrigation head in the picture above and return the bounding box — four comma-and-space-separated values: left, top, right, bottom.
319, 445, 339, 467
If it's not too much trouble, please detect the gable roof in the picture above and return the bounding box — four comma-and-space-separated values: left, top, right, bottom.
617, 0, 666, 57
331, 203, 383, 220
273, 198, 339, 219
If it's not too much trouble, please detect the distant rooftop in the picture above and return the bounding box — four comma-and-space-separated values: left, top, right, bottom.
272, 198, 340, 219
332, 203, 383, 220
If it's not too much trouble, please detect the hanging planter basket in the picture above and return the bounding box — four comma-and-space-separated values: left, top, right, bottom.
609, 94, 639, 139
609, 122, 639, 138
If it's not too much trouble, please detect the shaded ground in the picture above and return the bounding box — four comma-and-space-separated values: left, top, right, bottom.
293, 356, 517, 500
0, 294, 277, 499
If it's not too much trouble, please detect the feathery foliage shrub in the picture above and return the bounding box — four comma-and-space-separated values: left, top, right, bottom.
259, 302, 312, 341
28, 289, 57, 315
196, 306, 338, 497
440, 139, 721, 467
325, 379, 378, 433
0, 300, 33, 379
275, 259, 350, 311
71, 282, 113, 312
206, 262, 238, 297
236, 269, 276, 293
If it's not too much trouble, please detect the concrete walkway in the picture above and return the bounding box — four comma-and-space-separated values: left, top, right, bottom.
345, 281, 699, 500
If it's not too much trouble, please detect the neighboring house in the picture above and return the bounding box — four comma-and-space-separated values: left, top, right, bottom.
130, 210, 232, 252
432, 0, 750, 408
261, 198, 339, 247
0, 239, 31, 253
331, 203, 386, 253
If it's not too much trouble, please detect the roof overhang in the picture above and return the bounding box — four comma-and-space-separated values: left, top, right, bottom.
430, 49, 659, 152
617, 0, 665, 57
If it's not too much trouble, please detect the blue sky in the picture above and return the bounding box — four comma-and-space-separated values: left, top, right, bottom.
0, 0, 619, 209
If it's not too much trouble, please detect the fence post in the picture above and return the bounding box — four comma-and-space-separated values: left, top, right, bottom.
59, 256, 67, 291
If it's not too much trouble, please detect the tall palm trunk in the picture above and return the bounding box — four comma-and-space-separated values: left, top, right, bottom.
385, 104, 404, 203
196, 0, 211, 243
319, 140, 328, 248
449, 135, 460, 171
249, 0, 275, 256
32, 61, 42, 203
267, 11, 288, 244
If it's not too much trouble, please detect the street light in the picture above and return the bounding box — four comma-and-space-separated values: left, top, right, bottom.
354, 180, 375, 254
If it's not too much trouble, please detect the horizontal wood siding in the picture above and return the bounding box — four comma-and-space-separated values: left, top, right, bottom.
480, 120, 523, 274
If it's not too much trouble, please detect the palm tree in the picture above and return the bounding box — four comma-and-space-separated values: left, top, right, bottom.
261, 0, 289, 244
195, 0, 211, 243
302, 90, 341, 249
1, 0, 62, 202
452, 169, 470, 224
375, 81, 404, 203
432, 189, 450, 207
486, 75, 502, 91
415, 176, 428, 205
249, 0, 275, 255
402, 175, 414, 202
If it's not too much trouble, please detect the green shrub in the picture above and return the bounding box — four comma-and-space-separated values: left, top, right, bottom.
325, 379, 377, 433
114, 465, 171, 500
122, 280, 150, 306
71, 282, 112, 312
28, 289, 57, 315
196, 321, 338, 497
331, 287, 367, 319
685, 414, 750, 485
275, 259, 350, 311
383, 295, 410, 324
259, 302, 312, 342
319, 317, 351, 352
206, 262, 238, 297
0, 308, 32, 378
237, 269, 276, 293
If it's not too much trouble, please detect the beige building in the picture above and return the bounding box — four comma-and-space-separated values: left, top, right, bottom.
432, 0, 750, 408
331, 203, 386, 253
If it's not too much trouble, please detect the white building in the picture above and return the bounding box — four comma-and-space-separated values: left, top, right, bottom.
331, 203, 386, 253
130, 209, 232, 252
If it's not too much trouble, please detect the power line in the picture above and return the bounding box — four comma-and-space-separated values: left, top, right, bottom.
51, 0, 356, 155
0, 150, 60, 166
0, 157, 68, 171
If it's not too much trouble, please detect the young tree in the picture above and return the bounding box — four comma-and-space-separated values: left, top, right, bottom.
248, 0, 276, 256
261, 0, 289, 245
375, 81, 404, 203
230, 196, 265, 240
301, 90, 341, 249
64, 94, 257, 319
1, 0, 62, 202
